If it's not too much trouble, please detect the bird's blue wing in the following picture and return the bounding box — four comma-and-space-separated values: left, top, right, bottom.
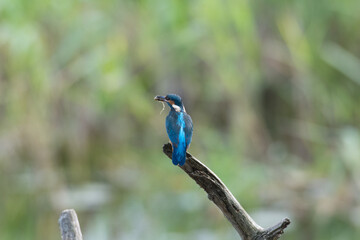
166, 112, 181, 147
183, 113, 193, 149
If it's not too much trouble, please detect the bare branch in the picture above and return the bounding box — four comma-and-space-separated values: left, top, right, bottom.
163, 143, 290, 240
59, 209, 83, 240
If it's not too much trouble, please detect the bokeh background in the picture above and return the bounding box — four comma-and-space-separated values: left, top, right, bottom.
1, 0, 360, 239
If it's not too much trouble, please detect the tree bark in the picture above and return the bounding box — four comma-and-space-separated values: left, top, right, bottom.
59, 209, 83, 240
163, 143, 290, 240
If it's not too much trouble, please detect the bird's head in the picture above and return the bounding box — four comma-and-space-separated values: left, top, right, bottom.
154, 94, 185, 112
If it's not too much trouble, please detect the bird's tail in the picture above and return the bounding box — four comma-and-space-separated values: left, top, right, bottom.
172, 143, 187, 166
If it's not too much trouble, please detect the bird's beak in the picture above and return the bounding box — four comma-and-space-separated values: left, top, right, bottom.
154, 95, 167, 102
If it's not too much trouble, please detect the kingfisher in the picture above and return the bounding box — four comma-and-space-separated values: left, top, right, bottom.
154, 94, 193, 166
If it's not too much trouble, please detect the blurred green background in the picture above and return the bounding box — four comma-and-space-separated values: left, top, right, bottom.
1, 0, 360, 239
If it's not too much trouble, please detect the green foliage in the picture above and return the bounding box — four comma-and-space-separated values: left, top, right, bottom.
0, 0, 360, 239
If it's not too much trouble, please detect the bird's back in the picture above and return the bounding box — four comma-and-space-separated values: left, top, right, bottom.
166, 110, 193, 166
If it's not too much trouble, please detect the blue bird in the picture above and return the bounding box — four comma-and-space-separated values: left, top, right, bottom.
155, 94, 193, 166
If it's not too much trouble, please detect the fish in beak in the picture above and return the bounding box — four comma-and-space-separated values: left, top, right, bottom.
154, 95, 167, 102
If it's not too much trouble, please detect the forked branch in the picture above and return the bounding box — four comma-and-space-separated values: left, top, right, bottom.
163, 143, 290, 240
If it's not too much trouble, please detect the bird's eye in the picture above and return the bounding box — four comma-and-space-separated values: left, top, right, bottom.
165, 96, 170, 100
